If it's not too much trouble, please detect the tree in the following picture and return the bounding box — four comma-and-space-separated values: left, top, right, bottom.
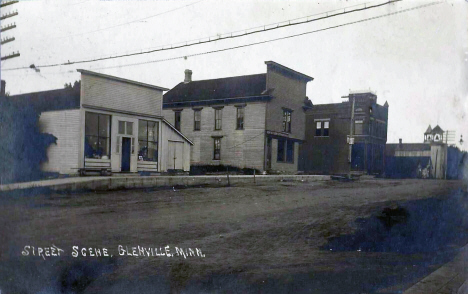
0, 99, 57, 184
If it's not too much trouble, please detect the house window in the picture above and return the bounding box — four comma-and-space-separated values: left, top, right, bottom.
213, 138, 221, 160
194, 110, 201, 131
85, 112, 111, 159
118, 121, 133, 135
323, 121, 329, 136
282, 109, 292, 133
214, 108, 222, 130
315, 121, 322, 136
236, 107, 245, 130
286, 140, 294, 163
277, 138, 286, 162
315, 120, 330, 137
174, 111, 181, 131
138, 120, 159, 162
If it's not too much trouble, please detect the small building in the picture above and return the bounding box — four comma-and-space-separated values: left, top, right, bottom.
386, 125, 449, 179
300, 91, 389, 175
7, 70, 193, 175
385, 140, 433, 178
162, 61, 314, 173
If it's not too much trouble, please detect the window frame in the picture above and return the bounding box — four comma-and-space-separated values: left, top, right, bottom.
118, 120, 133, 135
236, 106, 245, 130
315, 119, 330, 137
194, 109, 201, 131
354, 120, 364, 135
84, 112, 111, 159
214, 108, 222, 130
282, 109, 292, 133
138, 120, 159, 162
174, 111, 181, 131
213, 137, 221, 160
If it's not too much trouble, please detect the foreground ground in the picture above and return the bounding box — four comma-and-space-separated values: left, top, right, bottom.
0, 179, 467, 293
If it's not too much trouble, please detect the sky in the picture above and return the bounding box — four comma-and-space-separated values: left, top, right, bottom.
0, 0, 467, 146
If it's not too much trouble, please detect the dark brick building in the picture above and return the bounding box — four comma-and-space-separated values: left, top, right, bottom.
300, 91, 389, 175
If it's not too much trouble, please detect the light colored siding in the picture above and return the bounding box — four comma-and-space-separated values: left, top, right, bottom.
81, 74, 163, 117
163, 102, 266, 171
39, 109, 81, 174
265, 68, 308, 141
161, 122, 191, 172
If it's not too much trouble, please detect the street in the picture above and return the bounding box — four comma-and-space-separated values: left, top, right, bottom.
0, 179, 466, 293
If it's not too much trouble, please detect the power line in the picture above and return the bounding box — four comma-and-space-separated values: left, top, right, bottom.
87, 1, 443, 71
50, 0, 204, 40
79, 0, 385, 60
2, 0, 401, 72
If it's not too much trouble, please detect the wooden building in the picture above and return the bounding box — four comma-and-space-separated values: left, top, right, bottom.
386, 125, 449, 179
7, 70, 192, 175
162, 61, 313, 173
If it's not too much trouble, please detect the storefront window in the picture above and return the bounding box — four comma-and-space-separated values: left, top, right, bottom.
85, 112, 111, 159
138, 120, 159, 162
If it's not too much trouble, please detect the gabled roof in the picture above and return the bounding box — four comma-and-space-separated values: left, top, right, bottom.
424, 125, 432, 134
432, 125, 444, 134
77, 69, 169, 91
163, 74, 268, 104
7, 87, 80, 112
162, 119, 193, 145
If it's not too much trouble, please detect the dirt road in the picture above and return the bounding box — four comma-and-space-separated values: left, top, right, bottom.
0, 179, 466, 293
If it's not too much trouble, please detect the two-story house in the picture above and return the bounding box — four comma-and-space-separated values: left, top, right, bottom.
6, 70, 193, 175
162, 61, 314, 173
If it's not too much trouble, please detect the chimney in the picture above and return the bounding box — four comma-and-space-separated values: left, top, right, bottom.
399, 138, 402, 145
1, 80, 5, 96
184, 69, 192, 83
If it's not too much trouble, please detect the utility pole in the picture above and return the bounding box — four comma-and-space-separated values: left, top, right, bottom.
0, 0, 20, 61
342, 95, 355, 178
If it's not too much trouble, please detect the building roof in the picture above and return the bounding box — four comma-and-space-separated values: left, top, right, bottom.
386, 143, 431, 156
7, 87, 81, 112
163, 73, 268, 104
77, 69, 169, 91
432, 125, 444, 134
162, 119, 193, 145
424, 125, 432, 134
349, 90, 377, 95
264, 61, 314, 82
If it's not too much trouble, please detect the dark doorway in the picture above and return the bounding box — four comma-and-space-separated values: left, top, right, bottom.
121, 137, 131, 172
266, 137, 272, 170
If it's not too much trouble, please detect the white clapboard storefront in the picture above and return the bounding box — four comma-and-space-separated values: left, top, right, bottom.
39, 70, 192, 175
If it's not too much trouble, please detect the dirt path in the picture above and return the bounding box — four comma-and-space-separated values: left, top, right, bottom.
0, 179, 466, 293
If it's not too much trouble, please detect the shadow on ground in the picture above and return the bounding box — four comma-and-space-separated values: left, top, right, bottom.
321, 189, 468, 254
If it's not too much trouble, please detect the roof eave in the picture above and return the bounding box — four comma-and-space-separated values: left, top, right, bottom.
77, 69, 169, 91
264, 61, 314, 82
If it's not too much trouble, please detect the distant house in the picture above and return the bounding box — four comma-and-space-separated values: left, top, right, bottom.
300, 91, 389, 175
162, 61, 314, 173
6, 70, 193, 175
